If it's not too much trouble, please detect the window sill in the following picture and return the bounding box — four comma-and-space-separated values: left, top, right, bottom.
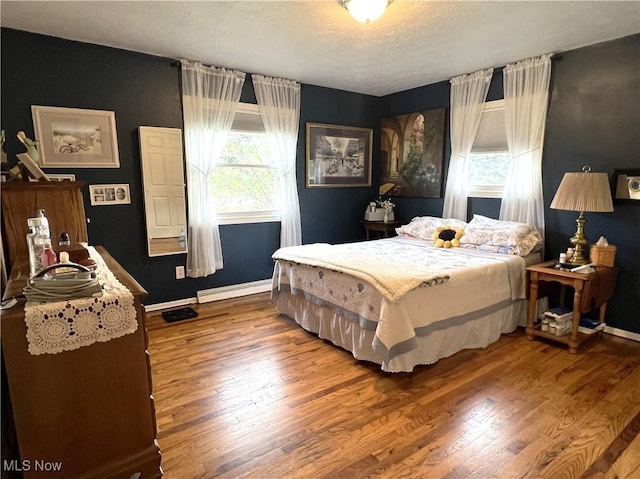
467, 185, 504, 199
217, 211, 281, 225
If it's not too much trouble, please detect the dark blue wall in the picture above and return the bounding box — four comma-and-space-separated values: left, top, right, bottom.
381, 36, 640, 334
2, 28, 638, 333
379, 70, 507, 222
299, 85, 381, 244
543, 35, 640, 334
1, 28, 379, 305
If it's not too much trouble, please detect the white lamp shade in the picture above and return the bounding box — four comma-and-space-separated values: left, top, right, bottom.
550, 171, 614, 212
343, 0, 390, 23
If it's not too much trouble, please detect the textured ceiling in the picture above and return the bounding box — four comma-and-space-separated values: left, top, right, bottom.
1, 1, 639, 96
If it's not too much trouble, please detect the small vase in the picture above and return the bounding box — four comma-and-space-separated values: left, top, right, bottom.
383, 211, 389, 223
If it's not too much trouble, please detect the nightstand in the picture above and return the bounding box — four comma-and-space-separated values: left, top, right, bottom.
361, 220, 402, 240
526, 260, 618, 353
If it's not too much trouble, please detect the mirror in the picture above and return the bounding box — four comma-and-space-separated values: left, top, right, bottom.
612, 169, 640, 204
139, 126, 187, 256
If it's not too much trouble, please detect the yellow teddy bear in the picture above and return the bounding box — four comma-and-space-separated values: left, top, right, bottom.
432, 225, 464, 248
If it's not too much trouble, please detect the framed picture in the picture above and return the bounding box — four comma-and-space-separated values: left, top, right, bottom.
32, 105, 120, 168
611, 168, 640, 204
48, 174, 76, 182
17, 153, 50, 181
380, 108, 446, 198
306, 123, 372, 187
89, 184, 131, 206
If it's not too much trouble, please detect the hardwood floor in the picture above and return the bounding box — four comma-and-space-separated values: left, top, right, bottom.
146, 293, 640, 479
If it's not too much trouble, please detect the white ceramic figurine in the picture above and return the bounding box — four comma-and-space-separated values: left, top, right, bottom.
17, 130, 41, 164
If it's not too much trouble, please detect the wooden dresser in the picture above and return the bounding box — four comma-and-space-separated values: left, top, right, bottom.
1, 182, 161, 478
1, 181, 89, 269
1, 248, 162, 478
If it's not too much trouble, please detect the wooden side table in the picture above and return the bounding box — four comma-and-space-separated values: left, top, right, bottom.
526, 260, 618, 353
361, 220, 402, 240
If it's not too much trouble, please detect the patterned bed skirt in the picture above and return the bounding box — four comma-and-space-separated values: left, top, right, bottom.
273, 290, 530, 373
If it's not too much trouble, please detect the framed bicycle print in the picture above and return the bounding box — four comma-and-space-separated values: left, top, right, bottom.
32, 105, 120, 168
306, 123, 372, 188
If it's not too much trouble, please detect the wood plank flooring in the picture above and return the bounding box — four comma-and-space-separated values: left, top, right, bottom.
146, 293, 640, 479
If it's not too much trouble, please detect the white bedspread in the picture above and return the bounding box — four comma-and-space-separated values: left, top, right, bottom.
272, 239, 450, 302
272, 237, 528, 365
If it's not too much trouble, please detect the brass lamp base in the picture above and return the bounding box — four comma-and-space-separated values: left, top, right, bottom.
568, 212, 589, 265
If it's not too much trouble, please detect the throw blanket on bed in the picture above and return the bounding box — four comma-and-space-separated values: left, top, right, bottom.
273, 240, 451, 303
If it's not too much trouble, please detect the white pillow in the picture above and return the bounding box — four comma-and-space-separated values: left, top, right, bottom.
460, 215, 543, 256
396, 216, 467, 241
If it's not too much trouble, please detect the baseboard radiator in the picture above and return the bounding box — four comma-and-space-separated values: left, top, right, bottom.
196, 279, 272, 304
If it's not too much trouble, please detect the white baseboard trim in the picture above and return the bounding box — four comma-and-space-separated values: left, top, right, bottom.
197, 279, 272, 304
144, 297, 196, 313
604, 326, 640, 342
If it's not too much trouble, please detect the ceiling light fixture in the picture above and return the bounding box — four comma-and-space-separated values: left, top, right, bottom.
343, 0, 392, 24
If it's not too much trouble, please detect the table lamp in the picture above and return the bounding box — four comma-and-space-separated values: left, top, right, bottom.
550, 165, 614, 265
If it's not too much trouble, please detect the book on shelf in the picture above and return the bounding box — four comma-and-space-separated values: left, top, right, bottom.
545, 306, 571, 315
544, 306, 572, 322
578, 317, 605, 335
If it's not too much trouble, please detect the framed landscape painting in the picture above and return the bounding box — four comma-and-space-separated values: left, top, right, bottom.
306, 123, 372, 188
380, 108, 446, 198
32, 105, 120, 168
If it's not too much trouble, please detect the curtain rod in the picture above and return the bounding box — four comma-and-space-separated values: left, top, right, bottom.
171, 59, 246, 74
172, 54, 562, 80
490, 53, 562, 72
170, 59, 214, 68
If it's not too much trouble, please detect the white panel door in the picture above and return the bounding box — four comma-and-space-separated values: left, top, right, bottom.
139, 127, 186, 239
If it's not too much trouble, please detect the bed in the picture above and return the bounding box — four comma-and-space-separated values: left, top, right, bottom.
270, 215, 544, 373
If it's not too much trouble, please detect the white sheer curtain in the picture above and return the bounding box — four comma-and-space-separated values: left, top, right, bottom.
252, 74, 302, 247
180, 60, 245, 277
442, 68, 493, 221
500, 54, 552, 231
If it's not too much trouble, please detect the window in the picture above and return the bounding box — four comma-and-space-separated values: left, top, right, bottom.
467, 99, 511, 198
209, 103, 280, 224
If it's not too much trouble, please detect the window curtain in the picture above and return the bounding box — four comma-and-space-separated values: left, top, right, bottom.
442, 68, 493, 221
252, 74, 302, 247
500, 54, 552, 232
180, 60, 245, 277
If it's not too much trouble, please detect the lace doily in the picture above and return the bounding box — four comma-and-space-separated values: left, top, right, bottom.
24, 246, 138, 355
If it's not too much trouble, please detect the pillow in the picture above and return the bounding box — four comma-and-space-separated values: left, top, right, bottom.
460, 244, 517, 255
460, 239, 540, 256
396, 216, 467, 241
460, 215, 543, 256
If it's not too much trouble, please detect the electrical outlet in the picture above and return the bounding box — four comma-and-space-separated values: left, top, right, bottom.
175, 266, 185, 279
